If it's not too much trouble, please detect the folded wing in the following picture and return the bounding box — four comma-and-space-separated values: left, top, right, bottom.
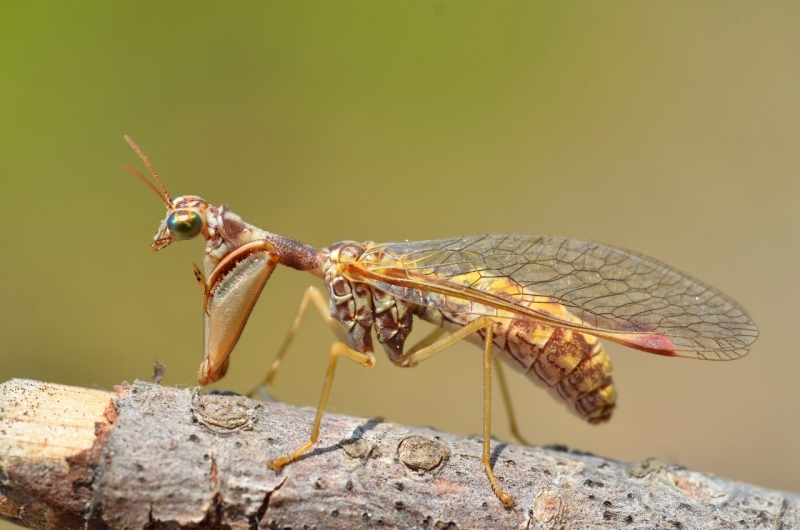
347, 234, 758, 360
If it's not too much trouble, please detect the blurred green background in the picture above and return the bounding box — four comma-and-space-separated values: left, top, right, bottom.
1, 1, 798, 521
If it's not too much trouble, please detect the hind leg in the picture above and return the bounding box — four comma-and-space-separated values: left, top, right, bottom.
396, 317, 515, 507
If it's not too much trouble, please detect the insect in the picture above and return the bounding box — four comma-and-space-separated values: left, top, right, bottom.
123, 136, 758, 507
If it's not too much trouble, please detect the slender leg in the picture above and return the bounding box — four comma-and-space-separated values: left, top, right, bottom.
268, 341, 375, 470
247, 286, 345, 397
481, 325, 515, 507
396, 317, 515, 507
399, 327, 446, 363
398, 317, 489, 366
494, 358, 530, 446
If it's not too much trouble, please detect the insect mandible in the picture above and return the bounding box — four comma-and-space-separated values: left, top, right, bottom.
123, 136, 759, 507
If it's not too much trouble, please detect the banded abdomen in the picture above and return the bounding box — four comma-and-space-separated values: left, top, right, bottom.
329, 244, 616, 422
415, 304, 616, 424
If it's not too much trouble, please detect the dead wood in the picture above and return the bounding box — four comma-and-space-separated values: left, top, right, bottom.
0, 379, 797, 529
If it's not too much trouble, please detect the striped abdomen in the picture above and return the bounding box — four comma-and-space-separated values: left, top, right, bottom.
501, 318, 615, 423
416, 306, 616, 424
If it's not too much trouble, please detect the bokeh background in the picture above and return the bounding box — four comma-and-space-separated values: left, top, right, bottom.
1, 2, 798, 522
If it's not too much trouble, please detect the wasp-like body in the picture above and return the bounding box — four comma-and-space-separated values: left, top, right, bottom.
124, 136, 758, 506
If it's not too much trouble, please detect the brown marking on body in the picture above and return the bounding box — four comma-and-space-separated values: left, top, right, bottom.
218, 205, 247, 245
477, 317, 509, 352
503, 318, 551, 372
575, 382, 616, 423
352, 282, 375, 330
531, 328, 591, 386
329, 276, 353, 319
327, 274, 375, 354
555, 344, 613, 403
373, 290, 414, 363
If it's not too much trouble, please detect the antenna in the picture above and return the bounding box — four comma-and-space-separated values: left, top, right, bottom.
123, 135, 174, 208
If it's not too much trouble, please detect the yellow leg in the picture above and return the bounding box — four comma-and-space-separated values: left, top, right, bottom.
397, 317, 515, 507
405, 327, 529, 446
494, 358, 530, 446
399, 317, 488, 366
268, 341, 375, 470
248, 286, 345, 398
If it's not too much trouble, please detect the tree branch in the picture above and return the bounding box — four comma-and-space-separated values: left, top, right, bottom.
0, 379, 797, 529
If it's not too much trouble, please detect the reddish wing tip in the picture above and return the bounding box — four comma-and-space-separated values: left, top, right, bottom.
606, 332, 677, 356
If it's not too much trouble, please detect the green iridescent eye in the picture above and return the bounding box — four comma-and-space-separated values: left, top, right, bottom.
167, 210, 203, 240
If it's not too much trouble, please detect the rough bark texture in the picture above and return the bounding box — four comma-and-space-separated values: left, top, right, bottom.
0, 379, 797, 530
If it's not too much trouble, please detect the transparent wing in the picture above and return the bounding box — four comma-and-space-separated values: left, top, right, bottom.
348, 234, 758, 360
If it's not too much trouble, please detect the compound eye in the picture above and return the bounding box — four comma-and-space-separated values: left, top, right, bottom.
167, 210, 203, 240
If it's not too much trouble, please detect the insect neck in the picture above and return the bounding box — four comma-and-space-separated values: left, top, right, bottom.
209, 205, 324, 275
264, 233, 324, 274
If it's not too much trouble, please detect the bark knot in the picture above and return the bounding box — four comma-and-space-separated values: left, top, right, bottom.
533, 487, 562, 523
191, 389, 256, 432
398, 435, 449, 473
338, 436, 373, 460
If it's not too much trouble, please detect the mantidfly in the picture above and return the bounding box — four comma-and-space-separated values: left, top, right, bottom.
123, 136, 758, 507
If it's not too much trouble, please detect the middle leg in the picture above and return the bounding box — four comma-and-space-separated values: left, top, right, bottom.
397, 317, 515, 507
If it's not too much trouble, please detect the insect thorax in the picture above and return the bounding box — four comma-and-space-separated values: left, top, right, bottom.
324, 241, 415, 363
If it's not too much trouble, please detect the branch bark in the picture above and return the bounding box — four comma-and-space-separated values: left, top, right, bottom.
0, 379, 797, 529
